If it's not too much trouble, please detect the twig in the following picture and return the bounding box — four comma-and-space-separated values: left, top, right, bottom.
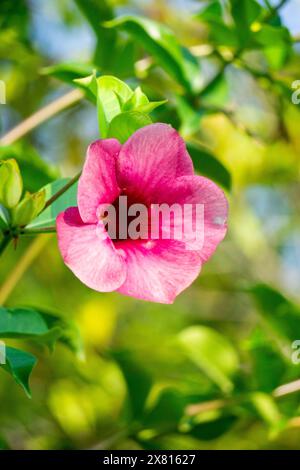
273, 379, 300, 398
44, 171, 81, 210
186, 378, 300, 418
21, 226, 57, 235
0, 89, 84, 146
0, 234, 52, 305
264, 0, 290, 21
186, 399, 229, 416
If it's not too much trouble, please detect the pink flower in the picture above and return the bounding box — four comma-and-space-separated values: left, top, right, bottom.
56, 124, 228, 304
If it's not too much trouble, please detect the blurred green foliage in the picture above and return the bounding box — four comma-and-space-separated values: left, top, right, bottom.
1, 0, 300, 450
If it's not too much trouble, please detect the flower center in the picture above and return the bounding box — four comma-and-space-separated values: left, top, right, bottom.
102, 189, 150, 243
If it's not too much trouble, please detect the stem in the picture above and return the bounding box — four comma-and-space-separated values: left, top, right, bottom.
21, 226, 57, 235
264, 0, 289, 21
0, 233, 12, 257
263, 0, 272, 9
273, 378, 300, 398
92, 378, 300, 448
197, 48, 241, 100
0, 89, 84, 146
186, 378, 300, 418
44, 171, 81, 210
0, 234, 51, 305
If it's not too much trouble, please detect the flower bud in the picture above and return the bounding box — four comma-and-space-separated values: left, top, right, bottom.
0, 159, 23, 209
12, 189, 46, 226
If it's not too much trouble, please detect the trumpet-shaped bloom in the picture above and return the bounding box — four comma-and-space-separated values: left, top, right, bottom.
56, 124, 228, 303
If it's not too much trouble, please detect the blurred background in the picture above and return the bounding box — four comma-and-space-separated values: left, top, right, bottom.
1, 0, 300, 450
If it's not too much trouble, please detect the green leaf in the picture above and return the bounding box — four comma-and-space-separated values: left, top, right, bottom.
178, 326, 239, 393
196, 1, 223, 23
209, 24, 238, 48
107, 111, 152, 143
96, 75, 133, 137
27, 178, 78, 230
76, 74, 134, 137
75, 74, 166, 137
1, 346, 37, 397
110, 39, 137, 78
74, 71, 98, 102
98, 75, 133, 103
187, 414, 237, 441
230, 0, 262, 46
253, 24, 291, 48
0, 307, 49, 338
40, 311, 84, 358
123, 86, 148, 111
249, 283, 300, 343
187, 144, 231, 191
195, 3, 238, 47
123, 86, 166, 114
249, 392, 282, 428
0, 307, 83, 357
74, 0, 113, 36
141, 388, 187, 435
252, 25, 292, 69
41, 62, 95, 86
113, 350, 153, 419
134, 100, 167, 114
247, 328, 286, 392
74, 0, 116, 68
104, 16, 200, 93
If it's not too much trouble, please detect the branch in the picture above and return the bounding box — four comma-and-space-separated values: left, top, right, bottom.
186, 378, 300, 417
43, 171, 81, 210
21, 226, 57, 235
0, 89, 84, 146
0, 234, 52, 305
273, 378, 300, 398
264, 0, 290, 21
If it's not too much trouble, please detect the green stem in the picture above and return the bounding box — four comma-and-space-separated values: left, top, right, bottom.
21, 226, 57, 235
43, 171, 81, 211
264, 0, 290, 21
0, 233, 12, 257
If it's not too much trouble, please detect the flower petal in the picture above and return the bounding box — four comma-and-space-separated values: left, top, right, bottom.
151, 175, 228, 261
56, 207, 126, 292
78, 139, 121, 223
116, 123, 193, 202
176, 138, 194, 177
117, 239, 202, 304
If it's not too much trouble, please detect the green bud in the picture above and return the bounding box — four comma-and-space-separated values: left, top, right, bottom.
12, 189, 46, 227
0, 159, 23, 209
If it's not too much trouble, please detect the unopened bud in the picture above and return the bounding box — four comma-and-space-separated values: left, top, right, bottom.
12, 189, 46, 226
0, 159, 23, 209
